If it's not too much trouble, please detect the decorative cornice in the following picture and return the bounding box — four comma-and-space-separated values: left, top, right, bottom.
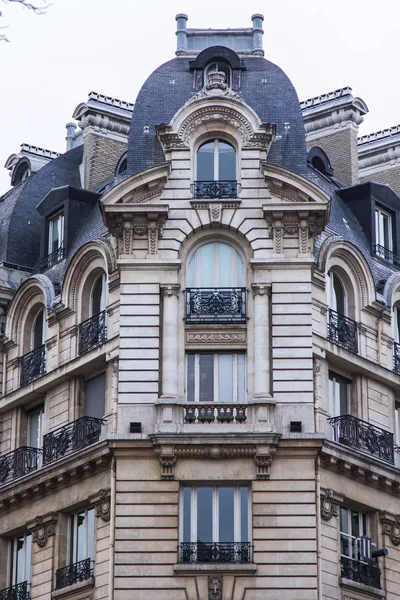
90, 488, 111, 522
27, 512, 58, 547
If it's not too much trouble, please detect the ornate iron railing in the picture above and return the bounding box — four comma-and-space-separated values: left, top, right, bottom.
42, 416, 104, 465
192, 180, 239, 199
20, 345, 46, 387
341, 556, 381, 589
373, 244, 400, 267
327, 309, 358, 354
78, 310, 107, 355
329, 414, 394, 464
40, 246, 66, 271
55, 558, 93, 590
179, 542, 252, 564
186, 287, 246, 323
394, 341, 400, 374
0, 581, 30, 600
184, 404, 247, 424
0, 446, 41, 486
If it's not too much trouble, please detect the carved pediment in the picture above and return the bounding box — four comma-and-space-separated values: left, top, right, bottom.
101, 163, 170, 207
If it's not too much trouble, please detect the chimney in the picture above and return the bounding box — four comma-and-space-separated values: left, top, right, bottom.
65, 122, 77, 151
251, 14, 264, 56
175, 13, 188, 56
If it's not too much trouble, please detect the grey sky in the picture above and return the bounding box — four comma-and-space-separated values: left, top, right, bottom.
1, 0, 399, 193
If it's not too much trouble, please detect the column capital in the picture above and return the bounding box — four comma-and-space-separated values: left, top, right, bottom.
160, 283, 180, 298
251, 283, 271, 297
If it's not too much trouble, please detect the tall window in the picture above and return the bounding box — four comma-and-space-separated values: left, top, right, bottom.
204, 62, 231, 86
69, 508, 95, 566
9, 534, 31, 587
31, 308, 45, 350
188, 242, 244, 288
181, 486, 249, 550
197, 140, 236, 182
27, 405, 44, 449
328, 372, 350, 417
91, 273, 106, 316
187, 352, 245, 403
48, 212, 64, 256
375, 206, 392, 257
328, 271, 346, 315
340, 507, 368, 561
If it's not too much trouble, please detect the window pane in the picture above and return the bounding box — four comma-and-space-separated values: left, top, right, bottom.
198, 243, 214, 287
218, 354, 233, 403
187, 355, 195, 402
16, 537, 25, 583
87, 508, 95, 560
382, 214, 390, 249
218, 243, 233, 287
197, 487, 213, 543
197, 142, 214, 180
33, 310, 44, 349
237, 353, 245, 402
240, 487, 249, 542
92, 275, 104, 315
332, 274, 345, 315
28, 409, 42, 448
76, 512, 85, 562
52, 218, 59, 253
219, 487, 234, 542
218, 141, 236, 180
25, 535, 31, 583
183, 487, 191, 542
339, 379, 349, 415
199, 354, 214, 402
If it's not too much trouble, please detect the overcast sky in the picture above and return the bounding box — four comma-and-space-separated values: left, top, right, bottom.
1, 0, 399, 193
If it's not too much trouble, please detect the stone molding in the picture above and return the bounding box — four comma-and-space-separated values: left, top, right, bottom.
251, 283, 271, 297
27, 512, 58, 547
90, 488, 111, 522
320, 487, 342, 521
186, 331, 246, 345
160, 284, 180, 298
379, 511, 400, 545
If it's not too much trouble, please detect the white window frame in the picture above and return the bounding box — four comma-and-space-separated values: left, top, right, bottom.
9, 533, 31, 586
186, 352, 246, 403
340, 506, 369, 562
27, 405, 45, 449
187, 241, 245, 288
69, 507, 95, 565
48, 212, 64, 256
375, 206, 392, 254
327, 271, 346, 315
196, 139, 236, 181
90, 272, 107, 317
180, 485, 250, 544
328, 372, 350, 418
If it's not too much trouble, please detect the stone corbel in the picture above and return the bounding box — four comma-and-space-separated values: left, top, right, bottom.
320, 487, 343, 521
28, 512, 58, 547
379, 512, 400, 545
89, 488, 111, 522
254, 445, 274, 480
156, 447, 177, 480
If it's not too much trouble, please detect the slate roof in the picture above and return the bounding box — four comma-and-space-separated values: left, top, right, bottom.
127, 54, 307, 177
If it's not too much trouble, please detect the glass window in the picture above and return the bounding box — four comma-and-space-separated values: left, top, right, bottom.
91, 273, 106, 316
32, 308, 45, 350
328, 372, 350, 417
340, 507, 368, 561
48, 212, 64, 256
375, 206, 392, 256
188, 242, 244, 288
69, 508, 95, 565
186, 352, 245, 403
27, 405, 44, 449
197, 140, 236, 181
328, 271, 346, 315
9, 534, 31, 586
395, 402, 400, 446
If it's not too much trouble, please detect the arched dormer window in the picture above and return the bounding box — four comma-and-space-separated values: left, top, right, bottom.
194, 140, 237, 200
78, 271, 107, 356
21, 306, 47, 386
327, 270, 358, 354
32, 308, 45, 350
204, 61, 231, 87
186, 241, 246, 323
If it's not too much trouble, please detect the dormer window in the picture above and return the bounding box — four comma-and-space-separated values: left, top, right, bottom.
42, 211, 65, 269
204, 62, 231, 87
194, 139, 237, 199
375, 206, 392, 260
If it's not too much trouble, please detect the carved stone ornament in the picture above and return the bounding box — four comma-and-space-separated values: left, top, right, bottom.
110, 211, 166, 258
380, 512, 400, 545
159, 453, 177, 480
28, 512, 58, 548
208, 575, 223, 600
186, 331, 246, 344
321, 488, 339, 521
175, 446, 256, 460
255, 453, 272, 479
90, 488, 111, 522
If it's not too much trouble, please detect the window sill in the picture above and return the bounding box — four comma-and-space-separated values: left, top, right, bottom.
51, 577, 94, 599
340, 577, 384, 598
174, 563, 257, 574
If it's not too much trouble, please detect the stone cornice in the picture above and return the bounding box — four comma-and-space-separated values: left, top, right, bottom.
301, 87, 368, 135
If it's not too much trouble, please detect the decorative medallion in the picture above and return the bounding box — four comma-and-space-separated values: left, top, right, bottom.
90, 488, 111, 522
28, 513, 58, 547
321, 488, 338, 521
380, 512, 400, 545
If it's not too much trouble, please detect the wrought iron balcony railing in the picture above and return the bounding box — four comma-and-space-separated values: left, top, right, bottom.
373, 244, 400, 267
0, 446, 41, 486
184, 404, 247, 424
341, 556, 381, 589
55, 558, 93, 590
78, 310, 107, 355
327, 309, 358, 354
42, 416, 104, 466
329, 414, 394, 464
179, 542, 252, 564
20, 345, 46, 387
192, 180, 239, 199
0, 581, 30, 600
40, 246, 66, 271
185, 287, 246, 323
394, 341, 400, 374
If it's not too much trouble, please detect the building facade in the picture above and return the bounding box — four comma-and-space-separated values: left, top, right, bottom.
1, 13, 400, 600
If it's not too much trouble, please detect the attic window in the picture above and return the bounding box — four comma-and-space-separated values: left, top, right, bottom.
115, 152, 127, 177
204, 62, 231, 87
11, 160, 31, 186
307, 146, 334, 177
40, 211, 65, 271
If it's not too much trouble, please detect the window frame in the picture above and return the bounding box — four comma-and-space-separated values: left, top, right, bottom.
328, 271, 346, 316
186, 351, 246, 403
187, 240, 245, 288
375, 205, 393, 254
27, 404, 45, 450
90, 272, 107, 317
8, 533, 32, 587
340, 506, 369, 562
47, 211, 65, 257
328, 371, 350, 418
196, 138, 237, 182
68, 507, 95, 566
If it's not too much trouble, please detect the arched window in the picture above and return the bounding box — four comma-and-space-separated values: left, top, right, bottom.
328, 271, 346, 315
204, 61, 231, 87
91, 273, 106, 316
327, 271, 358, 354
32, 308, 45, 350
197, 140, 236, 182
78, 271, 107, 356
21, 306, 46, 386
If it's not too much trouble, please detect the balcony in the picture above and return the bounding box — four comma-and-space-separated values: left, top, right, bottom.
341, 556, 381, 589
20, 345, 46, 386
185, 288, 246, 324
179, 542, 252, 564
40, 246, 66, 271
43, 416, 104, 466
184, 404, 247, 424
394, 341, 400, 374
55, 558, 93, 590
0, 446, 41, 486
0, 582, 30, 600
78, 310, 107, 355
327, 309, 358, 354
373, 244, 400, 267
329, 414, 394, 464
192, 180, 239, 200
